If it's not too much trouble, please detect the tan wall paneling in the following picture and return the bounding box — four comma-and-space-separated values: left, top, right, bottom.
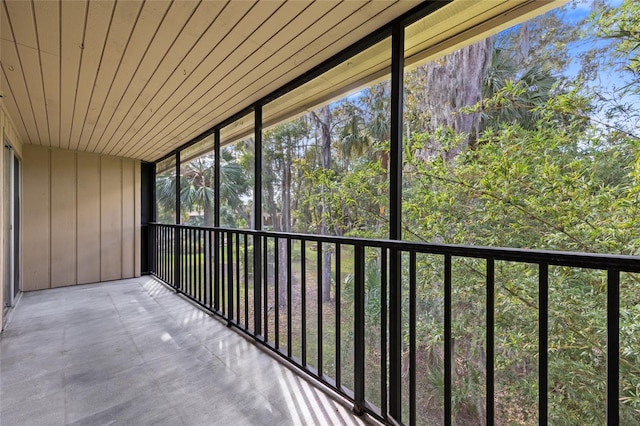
21, 145, 140, 290
76, 152, 101, 284
22, 145, 50, 291
100, 156, 122, 281
121, 159, 135, 278
50, 150, 77, 287
0, 105, 24, 157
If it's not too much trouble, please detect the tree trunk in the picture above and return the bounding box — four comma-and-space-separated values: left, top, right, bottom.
203, 197, 213, 227
422, 38, 493, 161
310, 106, 334, 302
318, 106, 333, 302
278, 139, 293, 307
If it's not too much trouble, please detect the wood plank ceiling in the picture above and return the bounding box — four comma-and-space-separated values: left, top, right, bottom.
0, 0, 422, 162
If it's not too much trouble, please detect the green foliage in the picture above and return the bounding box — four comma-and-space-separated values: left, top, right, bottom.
592, 0, 640, 92
401, 78, 640, 422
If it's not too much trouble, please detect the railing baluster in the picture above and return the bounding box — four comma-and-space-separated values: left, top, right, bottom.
244, 233, 249, 329
153, 225, 157, 279
175, 227, 178, 289
163, 226, 166, 282
317, 242, 323, 377
264, 236, 269, 342
486, 257, 495, 425
198, 229, 202, 301
335, 243, 342, 389
381, 248, 388, 418
227, 231, 234, 324
607, 268, 620, 425
287, 238, 293, 358
444, 254, 452, 426
191, 229, 194, 297
409, 251, 417, 426
189, 229, 194, 297
214, 229, 220, 312
222, 232, 227, 316
302, 239, 307, 366
389, 247, 402, 422
254, 234, 262, 337
207, 230, 212, 308
275, 238, 280, 350
194, 229, 198, 298
194, 230, 198, 300
184, 229, 188, 294
175, 227, 181, 292
186, 229, 190, 296
236, 233, 240, 323
353, 243, 365, 415
539, 263, 548, 425
154, 226, 162, 282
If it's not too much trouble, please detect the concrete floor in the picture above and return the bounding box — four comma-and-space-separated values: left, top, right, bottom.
0, 278, 371, 425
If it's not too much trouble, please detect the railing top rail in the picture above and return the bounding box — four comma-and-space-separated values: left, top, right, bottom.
150, 223, 640, 272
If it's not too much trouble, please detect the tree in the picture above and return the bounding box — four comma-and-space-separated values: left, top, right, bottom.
311, 105, 333, 302
420, 39, 493, 160
156, 169, 177, 223
155, 149, 250, 227
180, 156, 215, 226
263, 117, 309, 305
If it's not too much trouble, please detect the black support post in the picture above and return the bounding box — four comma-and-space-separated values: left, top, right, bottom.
389, 20, 404, 423
140, 162, 155, 274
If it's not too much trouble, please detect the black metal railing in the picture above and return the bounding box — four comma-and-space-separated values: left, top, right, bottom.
149, 223, 640, 425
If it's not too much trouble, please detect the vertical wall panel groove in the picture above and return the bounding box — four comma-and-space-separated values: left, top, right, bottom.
134, 161, 141, 277
50, 149, 77, 287
77, 151, 100, 284
100, 156, 123, 281
22, 145, 50, 290
121, 159, 135, 278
